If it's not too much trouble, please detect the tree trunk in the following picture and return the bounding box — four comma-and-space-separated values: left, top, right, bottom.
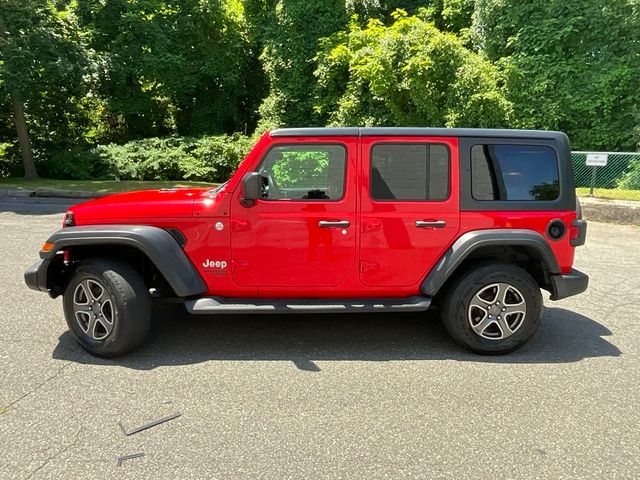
10, 94, 38, 179
0, 15, 38, 179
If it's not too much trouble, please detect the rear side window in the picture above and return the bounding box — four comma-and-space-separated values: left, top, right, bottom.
370, 144, 449, 201
471, 144, 560, 201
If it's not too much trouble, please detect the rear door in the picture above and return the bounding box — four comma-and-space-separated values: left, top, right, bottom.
359, 136, 460, 287
230, 138, 358, 288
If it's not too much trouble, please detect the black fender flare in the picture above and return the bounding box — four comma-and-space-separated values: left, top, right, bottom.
36, 225, 206, 297
420, 229, 560, 296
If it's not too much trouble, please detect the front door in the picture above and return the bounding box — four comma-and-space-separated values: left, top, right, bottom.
230, 139, 358, 288
359, 137, 460, 287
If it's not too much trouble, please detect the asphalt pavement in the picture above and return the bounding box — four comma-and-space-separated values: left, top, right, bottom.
0, 199, 638, 479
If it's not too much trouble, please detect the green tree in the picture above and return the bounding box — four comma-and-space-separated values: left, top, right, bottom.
473, 0, 640, 150
75, 0, 262, 139
0, 0, 95, 177
314, 10, 512, 127
254, 0, 350, 129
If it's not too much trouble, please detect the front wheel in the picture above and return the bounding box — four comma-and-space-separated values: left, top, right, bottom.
440, 263, 542, 354
63, 259, 150, 357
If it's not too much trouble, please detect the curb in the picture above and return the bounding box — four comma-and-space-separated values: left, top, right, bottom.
0, 188, 32, 197
579, 196, 640, 226
0, 187, 106, 200
30, 187, 108, 199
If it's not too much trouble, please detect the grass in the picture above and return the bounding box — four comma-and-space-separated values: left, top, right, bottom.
0, 178, 215, 194
576, 187, 640, 201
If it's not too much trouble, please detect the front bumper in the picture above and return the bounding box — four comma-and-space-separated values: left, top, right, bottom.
550, 268, 589, 300
24, 259, 51, 292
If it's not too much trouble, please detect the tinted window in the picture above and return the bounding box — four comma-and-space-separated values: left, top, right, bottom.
471, 144, 559, 201
370, 144, 449, 201
257, 144, 346, 200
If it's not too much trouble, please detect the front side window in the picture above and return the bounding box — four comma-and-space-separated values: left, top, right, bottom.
370, 144, 450, 201
471, 144, 560, 201
257, 144, 347, 200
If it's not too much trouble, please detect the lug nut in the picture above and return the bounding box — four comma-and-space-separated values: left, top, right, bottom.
502, 307, 506, 312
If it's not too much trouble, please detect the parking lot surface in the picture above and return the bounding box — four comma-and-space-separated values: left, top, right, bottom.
1, 200, 638, 479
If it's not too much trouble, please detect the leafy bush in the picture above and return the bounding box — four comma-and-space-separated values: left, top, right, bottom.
38, 135, 255, 182
0, 142, 20, 178
617, 160, 640, 190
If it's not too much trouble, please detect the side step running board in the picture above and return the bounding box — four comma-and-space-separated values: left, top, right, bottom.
185, 296, 431, 315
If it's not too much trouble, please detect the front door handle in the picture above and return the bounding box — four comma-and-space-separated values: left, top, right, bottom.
415, 220, 447, 228
319, 220, 350, 228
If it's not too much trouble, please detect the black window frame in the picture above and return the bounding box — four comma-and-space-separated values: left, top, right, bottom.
369, 142, 451, 202
255, 143, 349, 202
459, 136, 575, 212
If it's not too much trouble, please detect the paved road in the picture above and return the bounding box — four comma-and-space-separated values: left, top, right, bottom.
1, 202, 638, 479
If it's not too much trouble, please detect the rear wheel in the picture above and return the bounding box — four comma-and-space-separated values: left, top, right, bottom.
63, 259, 150, 357
441, 263, 542, 354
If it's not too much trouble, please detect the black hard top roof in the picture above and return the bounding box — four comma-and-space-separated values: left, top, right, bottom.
270, 127, 566, 140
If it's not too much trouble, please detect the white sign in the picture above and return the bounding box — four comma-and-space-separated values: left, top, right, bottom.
586, 153, 608, 166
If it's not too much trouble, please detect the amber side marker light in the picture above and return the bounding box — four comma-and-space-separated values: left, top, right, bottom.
40, 242, 56, 253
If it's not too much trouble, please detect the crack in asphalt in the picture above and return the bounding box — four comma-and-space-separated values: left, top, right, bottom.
24, 425, 83, 480
7, 346, 81, 410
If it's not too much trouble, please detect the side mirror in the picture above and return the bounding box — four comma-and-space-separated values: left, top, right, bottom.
241, 172, 263, 207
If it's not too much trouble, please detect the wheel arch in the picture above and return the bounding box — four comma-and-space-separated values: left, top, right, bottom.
36, 225, 206, 298
421, 229, 560, 298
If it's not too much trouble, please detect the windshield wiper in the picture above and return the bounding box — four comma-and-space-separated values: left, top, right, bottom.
207, 181, 228, 194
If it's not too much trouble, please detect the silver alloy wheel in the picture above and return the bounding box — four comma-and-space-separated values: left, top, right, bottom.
467, 282, 527, 340
73, 279, 114, 341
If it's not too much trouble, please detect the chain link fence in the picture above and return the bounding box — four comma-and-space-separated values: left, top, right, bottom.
572, 151, 640, 201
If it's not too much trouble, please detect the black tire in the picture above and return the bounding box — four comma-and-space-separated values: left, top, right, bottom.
63, 258, 150, 357
440, 262, 542, 354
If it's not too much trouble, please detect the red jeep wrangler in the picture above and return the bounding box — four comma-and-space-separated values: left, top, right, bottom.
25, 128, 588, 357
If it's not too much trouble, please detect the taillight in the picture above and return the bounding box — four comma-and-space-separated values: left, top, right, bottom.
63, 211, 75, 227
570, 225, 580, 242
570, 199, 587, 246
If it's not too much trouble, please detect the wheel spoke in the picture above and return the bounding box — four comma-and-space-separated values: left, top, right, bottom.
86, 280, 105, 302
85, 312, 97, 336
101, 300, 113, 323
73, 282, 90, 305
94, 315, 113, 339
74, 304, 93, 312
497, 283, 509, 304
503, 304, 526, 316
475, 283, 499, 304
471, 316, 495, 336
496, 315, 512, 337
469, 298, 489, 311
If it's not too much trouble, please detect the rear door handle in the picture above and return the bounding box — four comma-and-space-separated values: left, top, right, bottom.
319, 220, 350, 228
415, 220, 446, 228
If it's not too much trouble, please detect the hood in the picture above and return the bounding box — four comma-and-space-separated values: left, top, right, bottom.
69, 188, 210, 223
